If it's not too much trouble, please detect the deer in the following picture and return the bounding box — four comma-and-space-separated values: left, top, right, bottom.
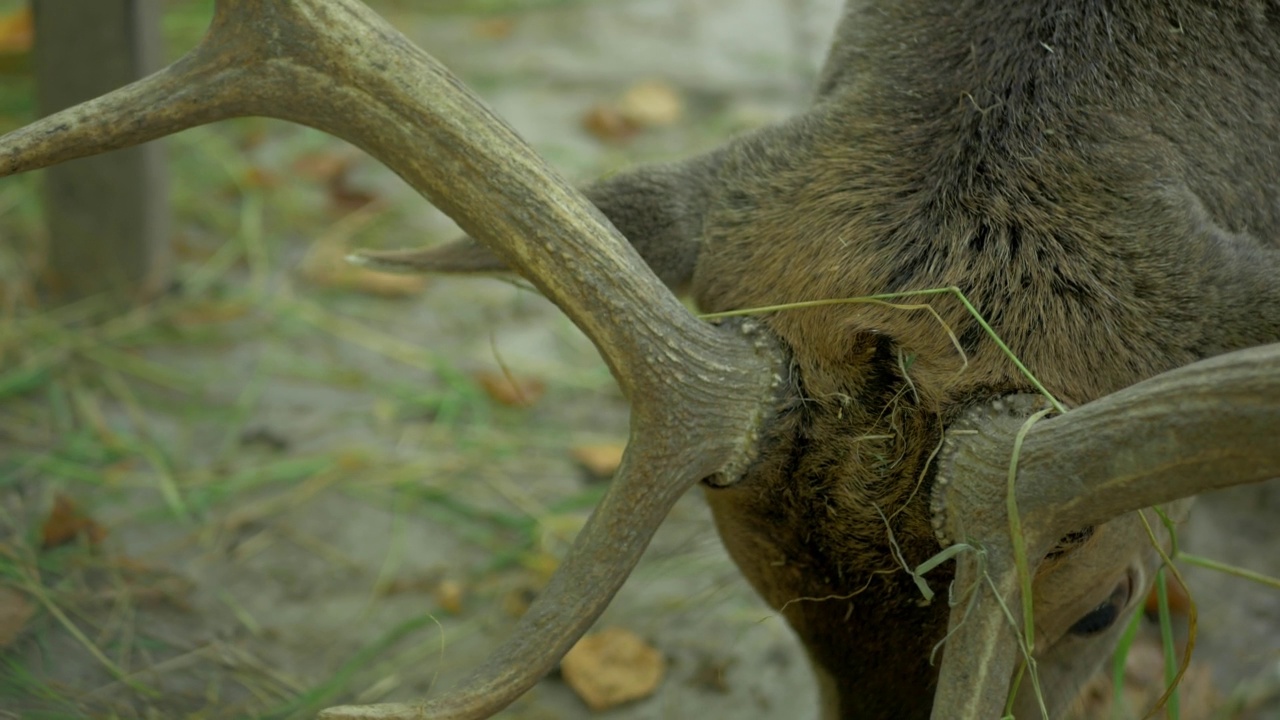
2, 0, 1279, 718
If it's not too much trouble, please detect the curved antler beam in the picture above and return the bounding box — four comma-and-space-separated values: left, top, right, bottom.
939, 342, 1280, 546
0, 1, 786, 717
931, 342, 1280, 719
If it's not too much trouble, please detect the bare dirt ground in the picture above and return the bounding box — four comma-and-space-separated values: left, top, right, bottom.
0, 1, 1277, 719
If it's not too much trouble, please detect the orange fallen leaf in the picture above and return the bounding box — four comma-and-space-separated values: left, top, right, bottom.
41, 493, 106, 549
0, 586, 34, 648
582, 104, 640, 144
562, 627, 666, 711
1143, 574, 1191, 615
571, 443, 625, 479
0, 7, 32, 55
473, 369, 545, 408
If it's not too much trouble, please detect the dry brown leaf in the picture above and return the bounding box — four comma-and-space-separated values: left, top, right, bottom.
520, 550, 561, 583
327, 173, 378, 212
473, 369, 545, 408
41, 493, 106, 549
1143, 574, 1192, 615
0, 586, 34, 648
0, 7, 32, 55
582, 104, 641, 144
292, 151, 351, 182
291, 152, 378, 211
571, 443, 626, 479
472, 17, 515, 40
503, 584, 539, 618
617, 79, 684, 128
335, 449, 371, 471
562, 627, 666, 711
242, 165, 279, 189
583, 80, 682, 144
435, 579, 465, 614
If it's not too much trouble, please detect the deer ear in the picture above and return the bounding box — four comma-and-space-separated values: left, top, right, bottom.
351, 152, 724, 294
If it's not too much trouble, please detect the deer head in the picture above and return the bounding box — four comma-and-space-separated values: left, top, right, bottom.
2, 1, 1278, 719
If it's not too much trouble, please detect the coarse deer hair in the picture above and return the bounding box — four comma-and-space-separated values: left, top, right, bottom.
2, 0, 1279, 718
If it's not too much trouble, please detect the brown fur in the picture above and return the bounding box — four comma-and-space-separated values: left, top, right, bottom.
688, 3, 1280, 716
420, 2, 1280, 716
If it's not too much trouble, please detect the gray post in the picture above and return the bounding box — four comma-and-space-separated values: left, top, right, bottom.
33, 0, 170, 302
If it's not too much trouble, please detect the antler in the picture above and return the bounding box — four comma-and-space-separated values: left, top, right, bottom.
0, 1, 785, 717
930, 342, 1280, 719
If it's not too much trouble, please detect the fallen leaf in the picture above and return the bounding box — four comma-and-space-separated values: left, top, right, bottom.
0, 7, 32, 55
1143, 574, 1192, 615
472, 17, 515, 40
292, 151, 351, 183
503, 584, 539, 618
571, 443, 626, 480
617, 79, 684, 128
561, 627, 666, 711
242, 165, 279, 189
0, 586, 34, 647
291, 152, 378, 211
435, 579, 465, 614
473, 369, 545, 408
335, 449, 372, 471
327, 171, 378, 212
582, 104, 640, 143
520, 549, 560, 582
41, 493, 106, 549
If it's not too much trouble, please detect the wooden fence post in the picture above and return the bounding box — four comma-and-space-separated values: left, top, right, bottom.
32, 0, 170, 302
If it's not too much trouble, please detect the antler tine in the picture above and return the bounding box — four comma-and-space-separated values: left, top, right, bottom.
929, 540, 1023, 720
0, 12, 251, 176
1, 1, 786, 718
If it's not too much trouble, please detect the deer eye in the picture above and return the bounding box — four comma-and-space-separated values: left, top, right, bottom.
1067, 578, 1132, 637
